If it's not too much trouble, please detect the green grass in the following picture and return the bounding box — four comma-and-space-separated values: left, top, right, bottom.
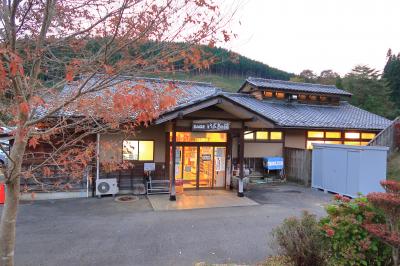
387, 151, 400, 182
143, 72, 244, 92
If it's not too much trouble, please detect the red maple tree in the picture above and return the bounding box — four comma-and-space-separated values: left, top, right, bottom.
0, 1, 237, 265
365, 180, 400, 266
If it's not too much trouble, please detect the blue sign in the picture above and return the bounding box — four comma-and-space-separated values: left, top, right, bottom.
263, 157, 284, 170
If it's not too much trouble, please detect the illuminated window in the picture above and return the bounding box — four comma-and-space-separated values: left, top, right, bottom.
298, 94, 307, 101
325, 132, 341, 139
123, 140, 154, 161
361, 133, 376, 139
256, 131, 269, 140
320, 96, 328, 102
324, 141, 342, 145
263, 91, 273, 98
309, 95, 318, 101
245, 130, 283, 142
270, 131, 283, 140
344, 141, 361, 146
345, 132, 360, 139
308, 131, 324, 138
174, 132, 227, 142
361, 141, 370, 145
244, 131, 254, 140
138, 141, 154, 161
275, 92, 285, 99
307, 140, 324, 149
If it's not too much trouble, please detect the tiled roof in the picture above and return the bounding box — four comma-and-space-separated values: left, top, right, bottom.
54, 76, 390, 130
242, 77, 352, 97
224, 93, 391, 130
51, 76, 219, 117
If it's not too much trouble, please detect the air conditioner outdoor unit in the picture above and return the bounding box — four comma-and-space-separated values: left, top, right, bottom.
96, 178, 119, 198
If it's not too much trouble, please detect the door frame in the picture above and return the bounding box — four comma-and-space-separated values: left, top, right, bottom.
176, 143, 227, 189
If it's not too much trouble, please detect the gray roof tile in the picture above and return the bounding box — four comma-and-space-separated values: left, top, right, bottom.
56, 76, 390, 131
243, 77, 352, 97
224, 93, 391, 130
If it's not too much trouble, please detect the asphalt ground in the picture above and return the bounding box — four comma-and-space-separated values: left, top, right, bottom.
2, 184, 332, 266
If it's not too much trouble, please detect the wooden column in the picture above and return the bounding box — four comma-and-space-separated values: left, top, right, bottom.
238, 124, 245, 197
170, 122, 177, 201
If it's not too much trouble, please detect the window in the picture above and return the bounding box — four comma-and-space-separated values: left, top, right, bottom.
298, 94, 307, 101
308, 131, 324, 138
123, 140, 154, 161
270, 131, 283, 140
306, 130, 377, 149
345, 132, 360, 139
361, 133, 376, 139
275, 92, 285, 99
263, 91, 273, 98
307, 140, 324, 149
320, 96, 328, 102
325, 141, 342, 145
344, 141, 361, 146
309, 95, 318, 101
244, 131, 254, 140
256, 131, 269, 140
245, 130, 283, 141
325, 132, 341, 139
173, 132, 227, 142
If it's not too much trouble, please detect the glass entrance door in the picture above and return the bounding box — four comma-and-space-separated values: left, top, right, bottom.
174, 145, 227, 189
182, 146, 197, 189
199, 146, 214, 188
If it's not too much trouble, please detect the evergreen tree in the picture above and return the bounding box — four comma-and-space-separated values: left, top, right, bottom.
383, 49, 400, 108
342, 65, 396, 119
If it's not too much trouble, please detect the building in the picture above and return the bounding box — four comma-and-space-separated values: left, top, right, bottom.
22, 77, 392, 199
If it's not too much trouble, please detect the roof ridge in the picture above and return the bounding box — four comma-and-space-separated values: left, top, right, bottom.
247, 76, 338, 89
134, 76, 215, 87
87, 74, 215, 87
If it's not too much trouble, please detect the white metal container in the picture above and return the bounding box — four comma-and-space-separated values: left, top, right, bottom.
312, 144, 388, 198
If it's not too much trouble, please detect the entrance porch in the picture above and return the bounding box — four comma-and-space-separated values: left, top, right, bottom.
147, 189, 258, 211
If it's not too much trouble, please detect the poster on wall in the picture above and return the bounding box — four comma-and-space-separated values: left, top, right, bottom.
215, 148, 225, 171
202, 154, 212, 161
175, 149, 181, 164
175, 165, 180, 176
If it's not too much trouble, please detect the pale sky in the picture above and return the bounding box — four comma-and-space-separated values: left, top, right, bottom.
222, 0, 400, 76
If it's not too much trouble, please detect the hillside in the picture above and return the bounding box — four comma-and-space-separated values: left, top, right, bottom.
39, 40, 294, 92
147, 45, 294, 92
145, 72, 245, 92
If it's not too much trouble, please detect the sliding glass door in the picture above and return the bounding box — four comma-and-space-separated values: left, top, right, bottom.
173, 145, 226, 189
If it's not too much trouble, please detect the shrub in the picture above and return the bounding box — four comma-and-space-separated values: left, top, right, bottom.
264, 255, 294, 266
365, 180, 400, 266
320, 194, 392, 266
271, 211, 328, 266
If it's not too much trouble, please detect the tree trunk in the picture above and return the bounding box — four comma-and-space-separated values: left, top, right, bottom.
0, 132, 27, 266
0, 179, 20, 266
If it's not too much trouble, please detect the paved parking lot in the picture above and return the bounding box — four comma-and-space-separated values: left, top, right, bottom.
4, 184, 332, 266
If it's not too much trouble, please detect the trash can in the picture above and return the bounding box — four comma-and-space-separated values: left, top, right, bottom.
0, 183, 5, 204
